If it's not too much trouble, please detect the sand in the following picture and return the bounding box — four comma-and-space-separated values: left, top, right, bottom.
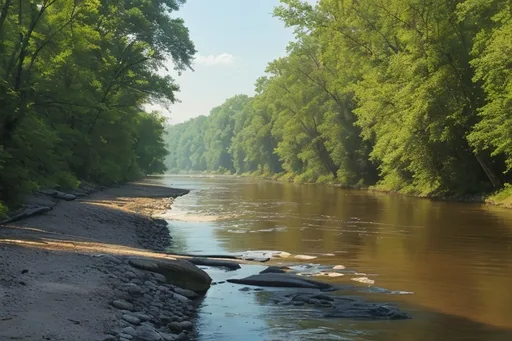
0, 181, 189, 341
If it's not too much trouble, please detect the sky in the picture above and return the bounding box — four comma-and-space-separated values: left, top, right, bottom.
147, 0, 301, 125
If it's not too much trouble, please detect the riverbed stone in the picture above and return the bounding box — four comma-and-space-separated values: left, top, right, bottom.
168, 321, 182, 333
112, 300, 134, 311
179, 321, 193, 330
122, 326, 137, 336
136, 328, 163, 341
133, 312, 152, 322
260, 266, 286, 274
173, 287, 198, 299
172, 293, 190, 303
126, 283, 143, 297
160, 332, 178, 341
128, 257, 212, 293
122, 314, 141, 325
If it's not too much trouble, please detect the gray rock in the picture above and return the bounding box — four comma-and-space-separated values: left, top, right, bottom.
159, 315, 172, 324
227, 273, 333, 290
102, 336, 117, 341
172, 293, 190, 304
54, 191, 76, 201
173, 287, 198, 299
112, 300, 134, 311
168, 321, 182, 333
260, 266, 286, 274
152, 273, 168, 283
136, 328, 163, 341
133, 312, 151, 322
179, 321, 193, 330
128, 257, 212, 293
119, 333, 134, 340
122, 314, 141, 325
159, 332, 178, 341
125, 271, 137, 279
103, 255, 123, 265
176, 332, 188, 341
122, 326, 137, 336
126, 283, 143, 296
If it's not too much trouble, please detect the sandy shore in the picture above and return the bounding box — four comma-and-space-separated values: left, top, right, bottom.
0, 181, 198, 341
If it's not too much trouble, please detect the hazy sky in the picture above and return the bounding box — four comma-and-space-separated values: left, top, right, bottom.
149, 0, 300, 125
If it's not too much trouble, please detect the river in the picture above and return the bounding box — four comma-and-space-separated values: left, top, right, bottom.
153, 174, 512, 341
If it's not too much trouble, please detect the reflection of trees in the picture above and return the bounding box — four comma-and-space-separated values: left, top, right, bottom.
185, 176, 512, 330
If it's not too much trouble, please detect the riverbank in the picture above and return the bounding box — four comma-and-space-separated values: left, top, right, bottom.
0, 181, 204, 341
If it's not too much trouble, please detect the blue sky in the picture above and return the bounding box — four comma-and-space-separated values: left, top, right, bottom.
149, 0, 301, 125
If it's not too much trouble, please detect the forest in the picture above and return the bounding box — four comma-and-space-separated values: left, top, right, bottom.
0, 0, 194, 215
165, 0, 512, 199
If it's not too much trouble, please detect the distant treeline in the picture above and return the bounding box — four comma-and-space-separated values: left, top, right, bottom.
165, 0, 512, 198
0, 0, 195, 214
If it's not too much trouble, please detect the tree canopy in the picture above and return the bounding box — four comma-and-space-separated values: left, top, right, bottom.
0, 0, 195, 213
165, 0, 512, 198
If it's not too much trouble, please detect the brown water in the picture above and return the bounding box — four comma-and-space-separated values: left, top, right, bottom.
155, 175, 512, 341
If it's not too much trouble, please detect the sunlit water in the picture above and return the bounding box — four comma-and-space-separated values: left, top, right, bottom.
150, 175, 512, 341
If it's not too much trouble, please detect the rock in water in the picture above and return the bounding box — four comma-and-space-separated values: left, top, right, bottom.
185, 257, 241, 270
128, 257, 212, 293
259, 266, 286, 274
227, 273, 333, 290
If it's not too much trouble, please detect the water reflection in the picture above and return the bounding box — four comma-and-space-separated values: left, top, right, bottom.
152, 175, 512, 340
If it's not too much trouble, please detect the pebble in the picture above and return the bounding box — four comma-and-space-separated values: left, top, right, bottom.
169, 321, 182, 332
99, 217, 199, 340
160, 332, 178, 341
152, 273, 168, 283
122, 326, 137, 336
126, 283, 143, 297
172, 293, 190, 304
133, 312, 151, 322
179, 321, 193, 330
173, 287, 198, 299
102, 336, 117, 341
112, 300, 134, 311
125, 271, 137, 279
103, 255, 122, 265
122, 314, 141, 325
136, 328, 163, 341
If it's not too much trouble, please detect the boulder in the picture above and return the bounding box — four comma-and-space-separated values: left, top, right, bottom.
128, 257, 212, 294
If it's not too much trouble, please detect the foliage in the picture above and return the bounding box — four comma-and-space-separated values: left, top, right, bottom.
0, 0, 194, 205
164, 0, 512, 196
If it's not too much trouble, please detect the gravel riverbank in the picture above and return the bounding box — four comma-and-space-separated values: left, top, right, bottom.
0, 181, 202, 341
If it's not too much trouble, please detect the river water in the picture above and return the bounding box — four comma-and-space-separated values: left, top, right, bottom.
153, 174, 512, 341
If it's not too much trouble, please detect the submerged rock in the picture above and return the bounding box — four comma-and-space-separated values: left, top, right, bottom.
269, 292, 411, 320
227, 273, 333, 290
185, 257, 241, 270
